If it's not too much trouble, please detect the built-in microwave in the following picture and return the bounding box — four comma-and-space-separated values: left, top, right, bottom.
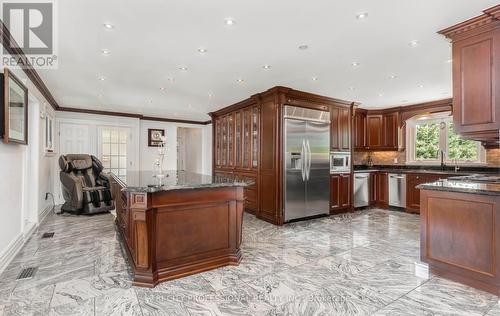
330, 152, 351, 173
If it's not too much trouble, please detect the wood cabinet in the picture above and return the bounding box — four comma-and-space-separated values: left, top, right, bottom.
366, 115, 383, 149
330, 173, 351, 213
212, 101, 259, 213
406, 173, 445, 213
353, 110, 366, 150
211, 86, 354, 225
439, 5, 500, 143
383, 112, 399, 149
376, 172, 389, 208
331, 106, 351, 151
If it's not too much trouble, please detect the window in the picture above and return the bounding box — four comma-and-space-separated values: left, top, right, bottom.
407, 113, 485, 164
99, 127, 129, 177
44, 105, 55, 155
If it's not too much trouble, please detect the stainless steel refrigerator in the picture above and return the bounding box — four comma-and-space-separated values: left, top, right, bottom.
283, 105, 330, 222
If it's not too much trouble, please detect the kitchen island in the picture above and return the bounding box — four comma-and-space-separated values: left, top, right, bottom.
109, 171, 248, 287
418, 178, 500, 295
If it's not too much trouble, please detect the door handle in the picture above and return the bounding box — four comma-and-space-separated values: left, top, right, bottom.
301, 140, 306, 181
305, 139, 311, 181
355, 176, 368, 179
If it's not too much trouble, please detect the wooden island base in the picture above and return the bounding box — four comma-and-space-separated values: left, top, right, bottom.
420, 189, 500, 295
110, 174, 244, 287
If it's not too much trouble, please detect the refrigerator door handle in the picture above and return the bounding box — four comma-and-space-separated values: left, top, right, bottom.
305, 139, 311, 181
301, 139, 306, 181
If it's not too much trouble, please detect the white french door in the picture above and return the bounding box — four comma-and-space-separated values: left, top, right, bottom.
97, 126, 130, 178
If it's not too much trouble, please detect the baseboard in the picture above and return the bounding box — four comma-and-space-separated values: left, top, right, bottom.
0, 205, 54, 275
0, 233, 24, 275
39, 203, 54, 225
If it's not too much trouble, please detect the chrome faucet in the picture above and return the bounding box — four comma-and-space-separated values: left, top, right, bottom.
454, 158, 460, 173
438, 150, 445, 171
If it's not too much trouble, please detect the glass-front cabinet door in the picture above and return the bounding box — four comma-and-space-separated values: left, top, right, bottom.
222, 116, 227, 166
235, 111, 242, 168
242, 108, 251, 169
215, 118, 221, 167
252, 106, 259, 168
228, 114, 234, 167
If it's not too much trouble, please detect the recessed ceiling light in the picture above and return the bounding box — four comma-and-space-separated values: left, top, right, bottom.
409, 40, 420, 47
160, 87, 166, 91
417, 84, 424, 88
236, 78, 244, 83
208, 93, 213, 98
298, 44, 309, 50
197, 48, 207, 53
312, 77, 318, 81
103, 23, 114, 30
351, 62, 360, 68
388, 75, 397, 79
179, 67, 188, 71
378, 93, 384, 97
98, 76, 106, 81
167, 77, 175, 82
225, 18, 235, 25
101, 49, 111, 55
262, 65, 271, 69
356, 12, 368, 20
446, 59, 452, 63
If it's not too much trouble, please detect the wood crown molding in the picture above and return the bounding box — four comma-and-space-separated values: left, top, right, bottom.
438, 4, 500, 39
210, 85, 355, 116
58, 106, 211, 125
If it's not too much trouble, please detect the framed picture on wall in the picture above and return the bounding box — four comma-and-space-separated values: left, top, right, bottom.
148, 128, 165, 147
0, 68, 29, 145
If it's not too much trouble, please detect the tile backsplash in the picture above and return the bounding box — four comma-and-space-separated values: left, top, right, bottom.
354, 148, 500, 167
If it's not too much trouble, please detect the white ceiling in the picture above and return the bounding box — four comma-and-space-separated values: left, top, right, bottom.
38, 0, 499, 121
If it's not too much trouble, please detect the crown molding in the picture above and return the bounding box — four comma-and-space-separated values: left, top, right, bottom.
438, 4, 500, 39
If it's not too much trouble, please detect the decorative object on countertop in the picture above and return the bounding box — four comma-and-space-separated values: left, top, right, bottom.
0, 68, 29, 145
147, 128, 165, 147
366, 153, 373, 167
153, 135, 167, 179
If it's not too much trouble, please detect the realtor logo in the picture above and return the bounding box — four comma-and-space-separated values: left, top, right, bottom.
1, 0, 58, 68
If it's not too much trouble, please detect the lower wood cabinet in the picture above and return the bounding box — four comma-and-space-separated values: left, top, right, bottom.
376, 172, 389, 208
330, 173, 351, 213
406, 173, 444, 213
214, 169, 258, 214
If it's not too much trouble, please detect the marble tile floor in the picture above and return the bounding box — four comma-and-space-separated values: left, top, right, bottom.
0, 208, 499, 315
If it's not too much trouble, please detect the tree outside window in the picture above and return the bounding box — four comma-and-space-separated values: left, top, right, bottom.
410, 114, 484, 164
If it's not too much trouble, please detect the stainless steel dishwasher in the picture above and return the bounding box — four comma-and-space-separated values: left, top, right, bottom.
388, 173, 406, 207
354, 173, 370, 208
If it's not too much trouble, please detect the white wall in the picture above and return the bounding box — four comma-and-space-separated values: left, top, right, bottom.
139, 120, 212, 174
55, 114, 213, 179
0, 68, 58, 273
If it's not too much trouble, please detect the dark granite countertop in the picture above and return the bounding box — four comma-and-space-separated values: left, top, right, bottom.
417, 180, 500, 196
110, 170, 251, 193
353, 165, 500, 176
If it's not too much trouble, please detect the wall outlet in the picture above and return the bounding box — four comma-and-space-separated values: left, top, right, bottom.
393, 158, 398, 164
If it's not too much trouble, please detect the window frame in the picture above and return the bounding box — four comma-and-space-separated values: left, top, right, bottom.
406, 112, 486, 165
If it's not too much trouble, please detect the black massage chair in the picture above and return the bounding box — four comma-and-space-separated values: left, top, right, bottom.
59, 154, 114, 214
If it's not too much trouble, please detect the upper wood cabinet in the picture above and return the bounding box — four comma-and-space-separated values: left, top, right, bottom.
331, 106, 351, 152
354, 111, 399, 151
366, 114, 383, 149
353, 110, 366, 150
439, 5, 500, 142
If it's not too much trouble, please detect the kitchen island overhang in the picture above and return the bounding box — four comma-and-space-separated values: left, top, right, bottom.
109, 171, 249, 288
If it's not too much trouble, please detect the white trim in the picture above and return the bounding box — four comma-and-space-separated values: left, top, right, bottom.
39, 204, 53, 225
0, 233, 24, 275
